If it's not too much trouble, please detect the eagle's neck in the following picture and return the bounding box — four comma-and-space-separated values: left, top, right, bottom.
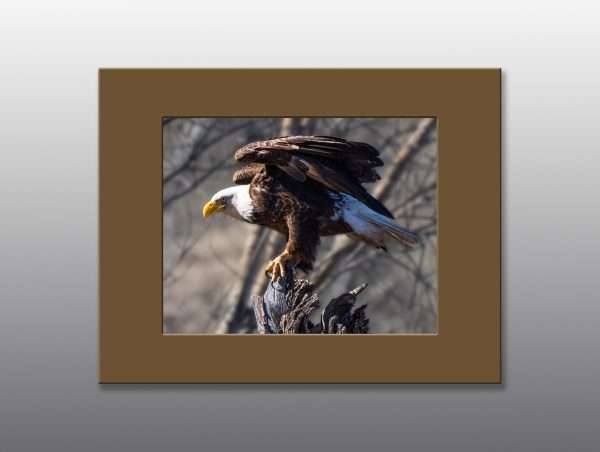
220, 185, 255, 223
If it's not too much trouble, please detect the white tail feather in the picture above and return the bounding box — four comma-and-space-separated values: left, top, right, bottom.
358, 211, 422, 247
335, 192, 423, 249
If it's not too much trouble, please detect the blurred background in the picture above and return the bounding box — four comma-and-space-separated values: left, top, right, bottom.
163, 118, 437, 334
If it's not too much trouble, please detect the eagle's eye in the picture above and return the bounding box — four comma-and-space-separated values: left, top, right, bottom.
216, 197, 230, 208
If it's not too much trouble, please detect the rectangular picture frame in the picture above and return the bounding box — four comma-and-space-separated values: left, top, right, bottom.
99, 69, 501, 383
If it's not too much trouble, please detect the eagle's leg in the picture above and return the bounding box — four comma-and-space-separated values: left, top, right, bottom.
265, 250, 294, 282
265, 215, 319, 282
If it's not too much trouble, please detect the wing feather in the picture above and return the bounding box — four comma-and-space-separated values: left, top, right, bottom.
232, 163, 264, 184
234, 135, 394, 218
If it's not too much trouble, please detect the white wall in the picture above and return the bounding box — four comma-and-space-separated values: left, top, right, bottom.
1, 1, 598, 450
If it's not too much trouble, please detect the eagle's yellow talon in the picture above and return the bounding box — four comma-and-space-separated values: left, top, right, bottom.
266, 251, 293, 282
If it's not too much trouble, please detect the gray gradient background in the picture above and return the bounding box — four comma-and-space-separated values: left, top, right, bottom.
1, 1, 599, 451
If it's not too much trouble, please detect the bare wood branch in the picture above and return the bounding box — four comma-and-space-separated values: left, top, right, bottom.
252, 267, 370, 334
321, 283, 369, 334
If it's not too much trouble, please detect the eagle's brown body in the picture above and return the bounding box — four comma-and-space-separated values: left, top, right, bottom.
204, 135, 421, 279
247, 165, 352, 271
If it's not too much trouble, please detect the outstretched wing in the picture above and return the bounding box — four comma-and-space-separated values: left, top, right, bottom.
234, 136, 394, 218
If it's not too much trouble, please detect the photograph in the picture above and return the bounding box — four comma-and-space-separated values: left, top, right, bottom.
163, 117, 438, 334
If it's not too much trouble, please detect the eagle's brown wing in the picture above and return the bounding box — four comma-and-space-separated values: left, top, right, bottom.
232, 163, 264, 184
234, 135, 393, 218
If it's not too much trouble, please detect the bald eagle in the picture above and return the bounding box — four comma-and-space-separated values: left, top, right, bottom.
203, 136, 421, 281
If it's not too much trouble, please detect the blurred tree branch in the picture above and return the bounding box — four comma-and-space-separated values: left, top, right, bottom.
163, 120, 253, 209
372, 117, 435, 200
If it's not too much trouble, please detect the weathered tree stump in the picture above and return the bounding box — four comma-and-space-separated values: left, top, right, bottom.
251, 265, 370, 334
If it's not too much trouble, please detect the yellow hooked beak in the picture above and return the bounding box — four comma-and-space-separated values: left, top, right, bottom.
203, 200, 224, 218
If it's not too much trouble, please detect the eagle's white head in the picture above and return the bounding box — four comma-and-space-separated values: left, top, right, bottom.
203, 185, 254, 222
